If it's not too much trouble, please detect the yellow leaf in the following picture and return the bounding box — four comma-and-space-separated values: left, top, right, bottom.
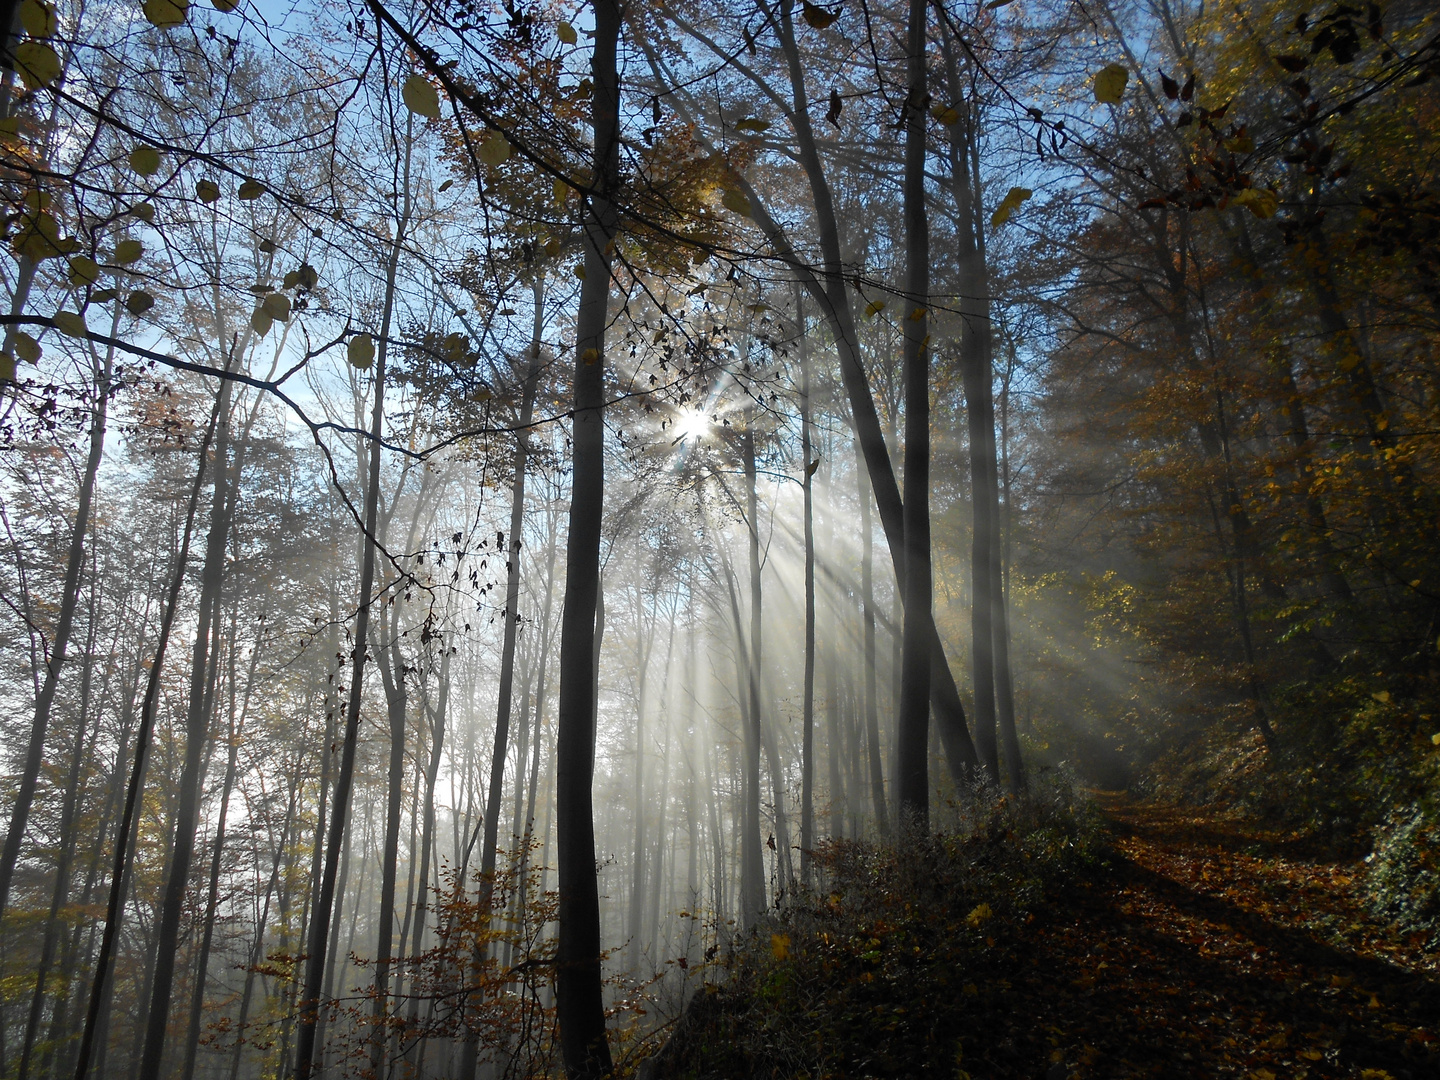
574, 263, 587, 280
1094, 63, 1128, 105
557, 20, 577, 44
929, 103, 960, 125
20, 0, 57, 38
114, 239, 143, 265
967, 903, 993, 927
250, 307, 273, 336
262, 292, 290, 320
1359, 1071, 1394, 1080
402, 74, 440, 120
990, 186, 1032, 227
14, 332, 41, 363
211, 0, 237, 10
552, 177, 570, 203
0, 355, 14, 381
131, 202, 156, 223
129, 146, 161, 176
478, 130, 511, 167
196, 179, 220, 202
68, 256, 100, 287
142, 0, 187, 28
734, 117, 770, 133
1373, 691, 1390, 703
237, 178, 265, 200
53, 310, 87, 338
721, 189, 752, 217
1299, 1049, 1323, 1061
126, 290, 155, 315
985, 0, 1013, 8
438, 178, 454, 193
801, 1, 839, 28
347, 334, 375, 369
1232, 187, 1278, 219
864, 299, 886, 318
1431, 732, 1440, 745
770, 933, 790, 960
806, 457, 821, 476
14, 40, 61, 89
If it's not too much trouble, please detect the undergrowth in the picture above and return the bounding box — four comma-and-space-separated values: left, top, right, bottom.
637, 779, 1103, 1080
1141, 672, 1440, 945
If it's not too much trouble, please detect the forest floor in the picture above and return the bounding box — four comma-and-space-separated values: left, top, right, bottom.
956, 792, 1440, 1079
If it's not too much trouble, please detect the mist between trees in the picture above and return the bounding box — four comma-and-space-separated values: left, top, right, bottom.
0, 0, 1435, 1076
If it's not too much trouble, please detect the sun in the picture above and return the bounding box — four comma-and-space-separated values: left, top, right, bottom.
673, 408, 712, 444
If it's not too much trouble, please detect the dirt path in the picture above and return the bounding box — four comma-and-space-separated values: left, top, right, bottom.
963, 795, 1440, 1080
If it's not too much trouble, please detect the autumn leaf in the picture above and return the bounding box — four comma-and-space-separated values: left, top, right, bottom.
864, 299, 886, 318
113, 239, 143, 265
402, 75, 440, 120
1232, 187, 1279, 219
930, 102, 961, 125
734, 117, 770, 133
1094, 63, 1128, 105
990, 186, 1032, 227
801, 1, 839, 29
967, 902, 993, 927
478, 130, 511, 167
557, 20, 577, 44
126, 290, 155, 315
14, 41, 61, 89
770, 934, 790, 960
347, 334, 375, 369
721, 189, 752, 217
262, 292, 290, 321
20, 0, 57, 39
141, 0, 187, 28
237, 179, 265, 200
53, 311, 87, 338
68, 256, 100, 287
250, 307, 273, 336
196, 179, 220, 202
14, 332, 41, 363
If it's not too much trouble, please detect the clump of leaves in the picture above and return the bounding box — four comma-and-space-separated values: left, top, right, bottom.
643, 779, 1102, 1079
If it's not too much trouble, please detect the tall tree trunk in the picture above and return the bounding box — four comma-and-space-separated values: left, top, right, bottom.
896, 0, 932, 826
138, 355, 239, 1080
738, 427, 767, 925
0, 345, 112, 926
554, 0, 621, 1071
460, 276, 545, 1080
292, 107, 413, 1080
72, 389, 224, 1080
798, 293, 816, 887
856, 442, 888, 833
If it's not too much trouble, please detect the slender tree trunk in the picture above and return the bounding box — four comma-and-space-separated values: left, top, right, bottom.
72, 390, 224, 1080
0, 346, 112, 925
896, 0, 932, 826
856, 443, 888, 832
138, 358, 238, 1080
293, 109, 413, 1080
553, 0, 621, 1070
798, 294, 816, 887
459, 280, 545, 1080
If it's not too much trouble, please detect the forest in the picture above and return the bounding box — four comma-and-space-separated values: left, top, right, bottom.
0, 0, 1436, 1074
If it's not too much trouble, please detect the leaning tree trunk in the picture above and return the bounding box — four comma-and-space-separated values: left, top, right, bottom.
554, 0, 621, 1072
292, 106, 412, 1080
137, 356, 238, 1080
0, 344, 112, 928
72, 389, 224, 1080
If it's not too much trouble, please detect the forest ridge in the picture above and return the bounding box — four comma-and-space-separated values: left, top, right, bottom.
0, 0, 1436, 1077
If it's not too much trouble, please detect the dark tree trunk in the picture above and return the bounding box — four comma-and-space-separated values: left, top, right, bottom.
554, 0, 621, 1071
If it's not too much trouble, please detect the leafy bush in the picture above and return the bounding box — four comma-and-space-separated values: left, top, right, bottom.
640, 779, 1103, 1080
